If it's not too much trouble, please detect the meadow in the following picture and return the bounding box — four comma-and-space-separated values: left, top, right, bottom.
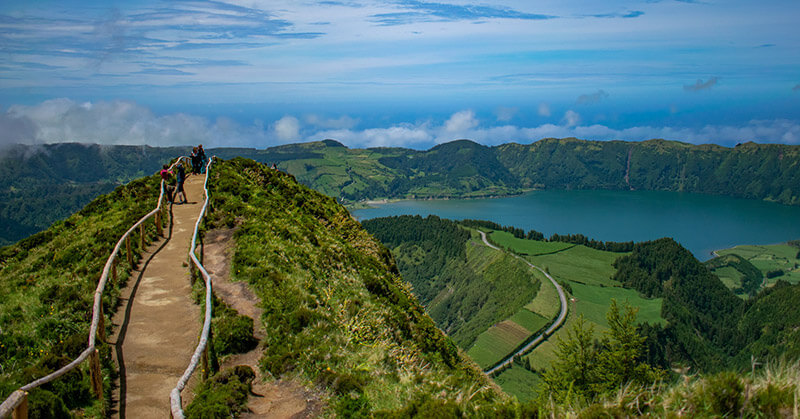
480, 232, 665, 400
716, 243, 800, 285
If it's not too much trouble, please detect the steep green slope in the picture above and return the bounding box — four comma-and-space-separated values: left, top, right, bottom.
0, 173, 165, 416
205, 159, 513, 415
361, 215, 542, 350
614, 238, 800, 371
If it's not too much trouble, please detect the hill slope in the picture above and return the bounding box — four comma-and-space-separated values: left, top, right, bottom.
203, 158, 513, 415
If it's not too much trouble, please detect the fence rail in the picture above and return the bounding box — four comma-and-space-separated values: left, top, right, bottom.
170, 156, 214, 418
0, 157, 190, 419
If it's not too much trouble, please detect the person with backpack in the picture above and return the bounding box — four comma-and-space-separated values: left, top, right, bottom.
175, 163, 188, 204
159, 164, 175, 203
197, 144, 207, 174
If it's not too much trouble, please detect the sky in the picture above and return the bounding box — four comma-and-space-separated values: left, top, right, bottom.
1, 0, 799, 149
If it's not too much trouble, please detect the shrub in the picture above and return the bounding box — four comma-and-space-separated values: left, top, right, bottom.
185, 366, 255, 419
745, 383, 796, 417
692, 371, 745, 416
212, 314, 257, 356
27, 388, 71, 419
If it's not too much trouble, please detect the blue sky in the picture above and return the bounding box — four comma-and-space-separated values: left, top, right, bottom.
1, 0, 799, 149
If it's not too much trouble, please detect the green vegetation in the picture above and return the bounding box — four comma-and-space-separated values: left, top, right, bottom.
185, 366, 255, 418
0, 173, 166, 415
705, 253, 763, 296
362, 216, 544, 350
205, 158, 514, 415
614, 238, 800, 372
539, 301, 664, 406
0, 143, 187, 246
714, 243, 800, 286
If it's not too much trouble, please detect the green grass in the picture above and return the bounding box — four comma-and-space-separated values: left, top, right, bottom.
467, 320, 530, 368
570, 281, 665, 327
717, 244, 800, 285
713, 265, 745, 289
524, 275, 560, 318
489, 231, 573, 255
0, 174, 166, 415
527, 245, 622, 287
509, 309, 549, 334
208, 158, 512, 415
493, 365, 541, 402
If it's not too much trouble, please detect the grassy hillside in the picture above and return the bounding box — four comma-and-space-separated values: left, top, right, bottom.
361, 216, 544, 354
0, 172, 165, 416
614, 238, 800, 372
204, 159, 514, 416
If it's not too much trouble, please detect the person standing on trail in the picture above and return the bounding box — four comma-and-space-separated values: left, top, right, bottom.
160, 164, 175, 203
197, 144, 207, 173
175, 163, 188, 204
190, 147, 201, 175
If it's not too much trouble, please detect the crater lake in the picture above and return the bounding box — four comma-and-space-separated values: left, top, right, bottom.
351, 189, 800, 261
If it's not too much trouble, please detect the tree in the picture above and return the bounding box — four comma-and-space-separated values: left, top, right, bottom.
538, 300, 664, 406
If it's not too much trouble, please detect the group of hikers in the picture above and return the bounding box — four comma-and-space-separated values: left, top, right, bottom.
159, 145, 207, 204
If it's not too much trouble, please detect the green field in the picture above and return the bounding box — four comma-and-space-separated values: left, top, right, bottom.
717, 243, 800, 285
509, 308, 549, 333
490, 231, 574, 255
481, 231, 666, 388
493, 365, 541, 402
467, 318, 532, 368
527, 245, 622, 287
523, 274, 560, 319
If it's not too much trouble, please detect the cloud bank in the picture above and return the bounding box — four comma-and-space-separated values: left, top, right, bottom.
2, 99, 800, 151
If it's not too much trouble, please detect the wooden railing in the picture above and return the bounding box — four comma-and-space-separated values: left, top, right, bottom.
170, 156, 214, 418
0, 157, 190, 419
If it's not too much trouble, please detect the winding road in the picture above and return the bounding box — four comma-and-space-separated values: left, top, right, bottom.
478, 231, 568, 376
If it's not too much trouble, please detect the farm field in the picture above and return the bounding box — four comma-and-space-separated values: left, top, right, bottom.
493, 365, 541, 402
489, 231, 574, 255
479, 231, 666, 398
717, 243, 800, 285
467, 317, 534, 368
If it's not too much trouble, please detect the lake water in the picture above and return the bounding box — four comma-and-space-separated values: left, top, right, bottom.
352, 190, 800, 261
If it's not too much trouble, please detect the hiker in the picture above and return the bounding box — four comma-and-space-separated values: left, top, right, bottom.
190, 147, 201, 175
175, 163, 188, 204
159, 164, 175, 203
197, 144, 207, 173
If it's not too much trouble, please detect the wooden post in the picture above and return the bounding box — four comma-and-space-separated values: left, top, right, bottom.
8, 390, 28, 419
202, 344, 209, 380
139, 224, 145, 250
98, 305, 106, 343
90, 349, 103, 399
112, 258, 117, 283
156, 211, 163, 237
125, 236, 132, 267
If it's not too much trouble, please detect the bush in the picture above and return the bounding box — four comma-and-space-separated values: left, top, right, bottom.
185, 366, 255, 419
692, 371, 745, 416
28, 388, 71, 419
212, 314, 257, 356
745, 383, 796, 417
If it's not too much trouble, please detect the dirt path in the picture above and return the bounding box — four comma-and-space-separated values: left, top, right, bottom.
110, 172, 206, 418
204, 228, 324, 418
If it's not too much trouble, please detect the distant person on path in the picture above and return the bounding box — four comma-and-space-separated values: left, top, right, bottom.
190, 147, 201, 175
160, 164, 175, 203
175, 163, 188, 204
197, 144, 207, 173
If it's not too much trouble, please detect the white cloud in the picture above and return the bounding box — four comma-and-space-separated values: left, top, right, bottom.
538, 102, 551, 117
273, 115, 300, 141
444, 109, 478, 134
3, 100, 800, 154
563, 110, 580, 127
304, 114, 359, 129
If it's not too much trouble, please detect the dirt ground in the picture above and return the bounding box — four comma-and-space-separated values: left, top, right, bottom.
110, 173, 206, 418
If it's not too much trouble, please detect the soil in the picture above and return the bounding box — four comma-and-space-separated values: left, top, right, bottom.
203, 228, 325, 418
